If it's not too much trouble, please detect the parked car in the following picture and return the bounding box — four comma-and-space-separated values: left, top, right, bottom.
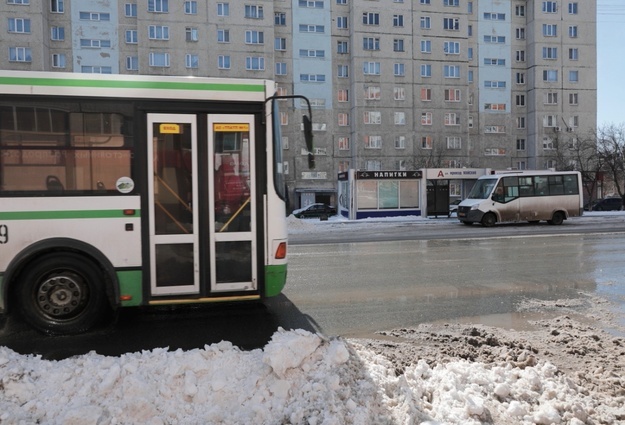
591, 197, 623, 211
449, 199, 462, 214
293, 203, 337, 219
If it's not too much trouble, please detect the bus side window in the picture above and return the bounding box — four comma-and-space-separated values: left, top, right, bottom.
519, 177, 534, 197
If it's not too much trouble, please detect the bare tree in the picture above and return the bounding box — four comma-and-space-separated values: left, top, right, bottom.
596, 124, 625, 202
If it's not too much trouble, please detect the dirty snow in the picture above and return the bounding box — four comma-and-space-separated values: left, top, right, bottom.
0, 213, 624, 424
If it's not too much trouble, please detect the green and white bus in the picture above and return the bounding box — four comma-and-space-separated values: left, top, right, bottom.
0, 71, 313, 334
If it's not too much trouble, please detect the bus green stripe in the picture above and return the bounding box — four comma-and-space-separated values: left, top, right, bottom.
0, 76, 264, 93
0, 210, 140, 220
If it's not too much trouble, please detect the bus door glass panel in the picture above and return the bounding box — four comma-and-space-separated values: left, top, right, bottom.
147, 115, 199, 295
208, 115, 256, 292
494, 177, 521, 222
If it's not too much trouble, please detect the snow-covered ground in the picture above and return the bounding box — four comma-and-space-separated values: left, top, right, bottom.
1, 213, 624, 424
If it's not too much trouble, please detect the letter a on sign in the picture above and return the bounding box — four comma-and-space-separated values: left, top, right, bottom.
437, 170, 445, 178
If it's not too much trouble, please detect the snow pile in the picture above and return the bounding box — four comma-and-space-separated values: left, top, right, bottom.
1, 327, 622, 425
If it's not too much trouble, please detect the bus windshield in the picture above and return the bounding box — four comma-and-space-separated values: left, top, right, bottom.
467, 178, 497, 199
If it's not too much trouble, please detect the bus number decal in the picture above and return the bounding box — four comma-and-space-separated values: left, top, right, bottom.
0, 225, 8, 244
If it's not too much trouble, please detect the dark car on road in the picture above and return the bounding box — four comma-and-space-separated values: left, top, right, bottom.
293, 203, 337, 219
592, 197, 623, 211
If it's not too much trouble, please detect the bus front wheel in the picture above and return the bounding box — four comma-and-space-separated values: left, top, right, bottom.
548, 211, 565, 225
17, 253, 109, 335
481, 213, 497, 227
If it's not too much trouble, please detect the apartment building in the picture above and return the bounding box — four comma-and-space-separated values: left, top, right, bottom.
0, 0, 596, 209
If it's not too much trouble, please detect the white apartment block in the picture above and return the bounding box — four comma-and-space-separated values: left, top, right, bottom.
0, 0, 596, 208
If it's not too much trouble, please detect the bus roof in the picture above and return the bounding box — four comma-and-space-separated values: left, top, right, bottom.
480, 170, 581, 179
0, 70, 270, 102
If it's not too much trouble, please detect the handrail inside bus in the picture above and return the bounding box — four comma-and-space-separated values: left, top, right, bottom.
217, 197, 251, 233
265, 94, 315, 170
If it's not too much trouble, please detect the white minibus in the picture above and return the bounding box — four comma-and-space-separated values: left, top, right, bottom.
457, 171, 583, 227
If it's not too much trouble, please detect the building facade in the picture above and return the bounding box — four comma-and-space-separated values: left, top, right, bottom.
0, 0, 596, 209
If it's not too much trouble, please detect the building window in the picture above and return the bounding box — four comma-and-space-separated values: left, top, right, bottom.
126, 56, 138, 71
362, 12, 380, 25
337, 65, 349, 78
421, 64, 432, 77
338, 137, 350, 150
516, 28, 526, 39
569, 48, 579, 61
445, 88, 461, 102
516, 95, 526, 106
275, 62, 287, 75
245, 5, 263, 19
51, 0, 64, 13
336, 16, 348, 29
516, 139, 526, 150
393, 14, 404, 27
484, 58, 505, 66
484, 103, 506, 111
186, 27, 199, 42
516, 5, 525, 16
393, 39, 405, 52
364, 86, 380, 100
148, 0, 168, 13
300, 74, 326, 82
421, 112, 432, 125
421, 136, 432, 149
51, 26, 65, 41
395, 136, 406, 149
545, 92, 558, 104
420, 16, 431, 29
79, 12, 110, 21
126, 30, 138, 44
484, 35, 506, 43
517, 117, 526, 129
364, 111, 381, 125
542, 1, 557, 13
421, 39, 431, 53
338, 89, 349, 102
443, 17, 459, 30
394, 63, 405, 77
445, 113, 460, 126
543, 115, 558, 127
365, 160, 381, 171
52, 53, 65, 68
446, 136, 461, 149
337, 41, 348, 54
568, 2, 578, 14
444, 41, 460, 54
299, 24, 324, 33
394, 87, 405, 101
275, 37, 287, 51
543, 47, 558, 59
363, 62, 380, 75
81, 66, 112, 74
218, 3, 229, 16
184, 1, 197, 14
8, 0, 30, 3
217, 30, 230, 43
149, 25, 170, 40
218, 55, 230, 69
516, 50, 525, 62
543, 24, 557, 37
364, 135, 382, 149
363, 37, 380, 51
394, 112, 406, 125
149, 52, 170, 67
245, 30, 264, 44
245, 56, 265, 71
483, 12, 505, 20
275, 12, 286, 25
299, 0, 324, 8
338, 113, 349, 126
444, 0, 459, 6
569, 70, 579, 82
80, 39, 111, 48
444, 65, 460, 78
569, 26, 578, 38
125, 4, 137, 17
8, 18, 31, 33
569, 93, 578, 105
516, 72, 525, 84
185, 54, 198, 69
543, 69, 558, 82
421, 88, 432, 101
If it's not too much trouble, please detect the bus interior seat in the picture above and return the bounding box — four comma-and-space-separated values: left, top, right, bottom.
46, 175, 64, 191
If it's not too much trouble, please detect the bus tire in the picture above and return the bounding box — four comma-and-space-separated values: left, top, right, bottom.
548, 211, 565, 226
17, 253, 109, 335
481, 213, 496, 227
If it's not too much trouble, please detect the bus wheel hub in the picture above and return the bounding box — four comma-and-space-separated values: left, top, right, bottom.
37, 275, 84, 316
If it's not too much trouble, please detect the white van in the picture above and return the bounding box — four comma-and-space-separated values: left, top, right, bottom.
457, 171, 583, 227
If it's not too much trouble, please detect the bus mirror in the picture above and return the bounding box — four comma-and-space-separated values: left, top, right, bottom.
303, 115, 315, 169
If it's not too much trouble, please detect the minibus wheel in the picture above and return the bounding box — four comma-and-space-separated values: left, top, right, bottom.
481, 213, 496, 227
17, 253, 109, 335
548, 211, 565, 225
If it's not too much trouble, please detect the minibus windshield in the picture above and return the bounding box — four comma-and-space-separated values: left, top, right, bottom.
467, 178, 497, 199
